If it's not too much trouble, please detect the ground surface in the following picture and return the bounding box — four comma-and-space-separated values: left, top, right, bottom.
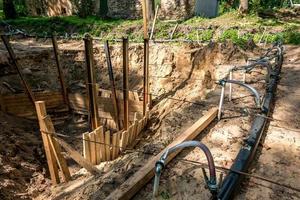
0, 37, 299, 200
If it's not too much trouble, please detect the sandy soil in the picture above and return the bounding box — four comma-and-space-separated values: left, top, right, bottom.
0, 37, 299, 200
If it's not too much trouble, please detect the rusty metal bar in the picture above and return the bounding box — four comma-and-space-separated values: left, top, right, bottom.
84, 34, 99, 131
1, 35, 36, 105
51, 34, 69, 108
123, 38, 129, 130
143, 38, 149, 116
104, 40, 121, 130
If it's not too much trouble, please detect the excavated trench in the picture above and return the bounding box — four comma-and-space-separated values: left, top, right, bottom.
1, 38, 294, 200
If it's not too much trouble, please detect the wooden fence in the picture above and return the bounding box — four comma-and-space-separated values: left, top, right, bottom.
83, 109, 149, 164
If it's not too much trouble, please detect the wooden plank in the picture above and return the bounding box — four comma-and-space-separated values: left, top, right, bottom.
98, 126, 106, 161
132, 113, 138, 140
35, 101, 59, 185
105, 107, 218, 200
89, 132, 97, 165
52, 34, 69, 108
95, 128, 101, 164
104, 41, 121, 130
83, 133, 91, 162
105, 131, 111, 161
112, 133, 117, 160
120, 130, 127, 151
1, 35, 36, 105
54, 136, 100, 175
123, 38, 129, 130
115, 131, 120, 157
43, 116, 71, 182
84, 34, 100, 130
141, 0, 149, 39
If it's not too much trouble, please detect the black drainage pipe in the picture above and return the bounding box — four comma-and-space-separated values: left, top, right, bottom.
217, 45, 283, 200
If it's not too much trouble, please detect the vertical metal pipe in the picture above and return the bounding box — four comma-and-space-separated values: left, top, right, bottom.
243, 70, 246, 83
123, 38, 129, 130
229, 70, 233, 101
84, 34, 99, 131
143, 38, 149, 116
218, 85, 225, 121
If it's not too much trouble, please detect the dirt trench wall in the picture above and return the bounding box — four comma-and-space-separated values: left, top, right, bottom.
0, 40, 246, 102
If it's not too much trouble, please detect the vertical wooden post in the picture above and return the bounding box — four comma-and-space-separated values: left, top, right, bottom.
123, 38, 129, 130
104, 40, 121, 130
142, 0, 149, 39
51, 34, 69, 108
1, 35, 35, 105
143, 38, 149, 116
84, 34, 99, 131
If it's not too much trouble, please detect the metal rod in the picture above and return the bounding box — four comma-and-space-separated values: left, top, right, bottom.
84, 34, 99, 131
223, 80, 261, 107
229, 70, 233, 101
123, 38, 129, 130
143, 38, 149, 116
150, 5, 159, 40
218, 85, 225, 121
104, 40, 121, 130
51, 33, 69, 108
1, 35, 36, 105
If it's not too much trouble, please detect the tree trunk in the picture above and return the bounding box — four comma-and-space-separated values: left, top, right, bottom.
3, 0, 17, 19
99, 0, 108, 18
239, 0, 248, 14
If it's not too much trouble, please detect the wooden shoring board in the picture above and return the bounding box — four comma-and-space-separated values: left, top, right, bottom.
105, 107, 218, 200
55, 136, 100, 175
95, 127, 102, 164
35, 102, 60, 184
83, 133, 91, 162
105, 131, 111, 161
89, 132, 97, 165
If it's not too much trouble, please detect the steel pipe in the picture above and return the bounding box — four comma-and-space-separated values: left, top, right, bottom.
217, 79, 261, 120
153, 141, 217, 197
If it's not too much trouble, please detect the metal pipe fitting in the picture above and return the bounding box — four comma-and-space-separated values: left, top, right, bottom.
153, 141, 217, 197
217, 79, 261, 120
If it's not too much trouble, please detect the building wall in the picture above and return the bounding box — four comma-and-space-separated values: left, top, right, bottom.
107, 0, 142, 19
159, 0, 195, 20
26, 0, 76, 16
25, 0, 196, 19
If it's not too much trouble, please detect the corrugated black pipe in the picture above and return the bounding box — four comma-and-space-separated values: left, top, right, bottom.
217, 47, 283, 200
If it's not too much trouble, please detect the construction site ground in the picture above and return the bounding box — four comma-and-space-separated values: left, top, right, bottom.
0, 38, 299, 200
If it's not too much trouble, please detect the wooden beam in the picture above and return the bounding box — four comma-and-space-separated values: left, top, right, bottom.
105, 107, 218, 200
35, 101, 60, 185
141, 0, 149, 39
143, 39, 149, 116
51, 34, 69, 108
123, 38, 129, 130
55, 135, 100, 175
1, 35, 36, 105
104, 40, 121, 130
43, 116, 71, 182
84, 34, 100, 130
